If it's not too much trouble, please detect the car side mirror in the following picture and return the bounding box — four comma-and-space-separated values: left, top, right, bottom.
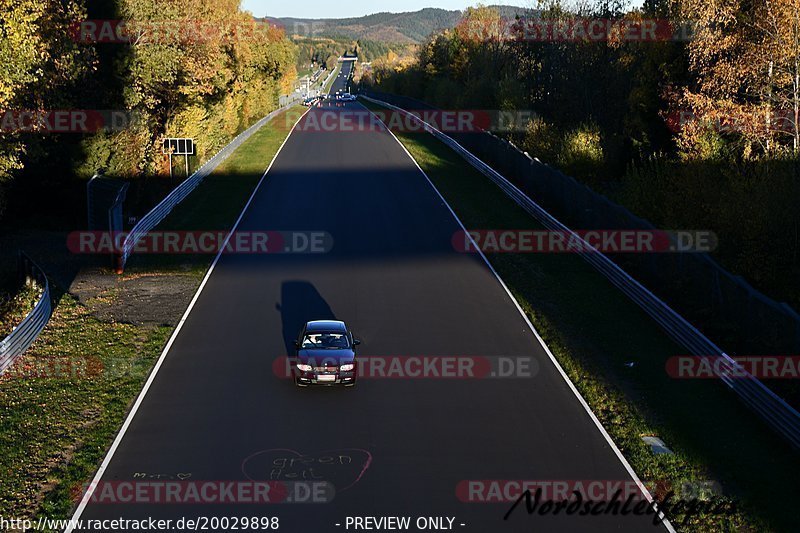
353, 339, 361, 346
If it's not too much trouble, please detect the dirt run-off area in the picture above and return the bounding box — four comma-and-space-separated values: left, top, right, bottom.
0, 227, 206, 329
69, 269, 202, 327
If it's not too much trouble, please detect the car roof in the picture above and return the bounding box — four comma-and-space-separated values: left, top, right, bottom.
305, 320, 347, 333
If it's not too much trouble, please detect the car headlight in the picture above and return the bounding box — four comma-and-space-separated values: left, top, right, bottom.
340, 363, 354, 371
296, 364, 312, 372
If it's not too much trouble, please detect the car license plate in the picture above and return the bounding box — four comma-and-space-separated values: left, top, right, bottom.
317, 375, 336, 382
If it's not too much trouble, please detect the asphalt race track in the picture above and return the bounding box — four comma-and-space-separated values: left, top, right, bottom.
70, 61, 669, 532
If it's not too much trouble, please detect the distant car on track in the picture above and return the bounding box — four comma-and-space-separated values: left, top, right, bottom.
292, 320, 360, 387
302, 96, 323, 107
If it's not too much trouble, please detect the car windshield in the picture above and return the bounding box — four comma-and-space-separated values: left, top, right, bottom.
301, 332, 350, 349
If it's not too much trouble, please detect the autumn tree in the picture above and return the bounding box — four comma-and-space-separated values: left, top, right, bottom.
0, 0, 95, 215
80, 0, 296, 175
676, 0, 800, 157
0, 0, 298, 217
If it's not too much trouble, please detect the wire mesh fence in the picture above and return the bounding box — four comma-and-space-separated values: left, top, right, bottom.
362, 90, 800, 356
362, 92, 800, 448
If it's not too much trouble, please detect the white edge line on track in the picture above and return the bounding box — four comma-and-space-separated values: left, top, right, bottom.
64, 106, 311, 533
358, 100, 676, 533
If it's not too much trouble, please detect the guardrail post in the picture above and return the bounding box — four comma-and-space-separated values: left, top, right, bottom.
17, 250, 25, 288
17, 251, 32, 288
115, 252, 125, 275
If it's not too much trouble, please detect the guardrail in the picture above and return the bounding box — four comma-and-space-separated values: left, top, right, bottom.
361, 94, 800, 449
0, 252, 52, 375
319, 66, 338, 94
279, 92, 303, 107
119, 102, 300, 271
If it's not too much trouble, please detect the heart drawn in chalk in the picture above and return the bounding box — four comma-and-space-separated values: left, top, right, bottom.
241, 448, 372, 492
177, 473, 192, 480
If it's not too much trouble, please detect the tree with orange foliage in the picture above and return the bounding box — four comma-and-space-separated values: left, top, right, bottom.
676, 0, 800, 157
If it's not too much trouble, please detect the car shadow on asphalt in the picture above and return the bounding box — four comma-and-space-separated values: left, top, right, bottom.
276, 279, 337, 359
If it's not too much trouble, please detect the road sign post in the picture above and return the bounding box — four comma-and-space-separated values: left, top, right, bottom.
162, 138, 195, 178
86, 174, 129, 272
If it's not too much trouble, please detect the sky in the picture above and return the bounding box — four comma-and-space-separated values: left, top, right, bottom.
242, 0, 537, 19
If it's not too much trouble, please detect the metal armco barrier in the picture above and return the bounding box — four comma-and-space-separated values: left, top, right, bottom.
119, 102, 300, 271
279, 93, 303, 107
319, 66, 338, 94
0, 253, 52, 375
362, 94, 800, 356
361, 94, 800, 449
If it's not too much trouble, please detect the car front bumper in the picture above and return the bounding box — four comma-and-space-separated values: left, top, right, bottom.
294, 369, 356, 386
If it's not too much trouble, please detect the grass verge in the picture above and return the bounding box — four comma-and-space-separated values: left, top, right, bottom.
128, 105, 307, 274
0, 105, 304, 528
0, 283, 43, 338
322, 63, 342, 94
361, 99, 799, 532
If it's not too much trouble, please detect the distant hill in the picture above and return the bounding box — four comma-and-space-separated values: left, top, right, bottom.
261, 5, 537, 44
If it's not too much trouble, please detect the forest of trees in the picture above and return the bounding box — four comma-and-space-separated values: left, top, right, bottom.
269, 8, 464, 43
351, 40, 416, 63
0, 0, 296, 219
3, 0, 799, 306
361, 0, 800, 308
292, 37, 415, 72
294, 38, 344, 71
